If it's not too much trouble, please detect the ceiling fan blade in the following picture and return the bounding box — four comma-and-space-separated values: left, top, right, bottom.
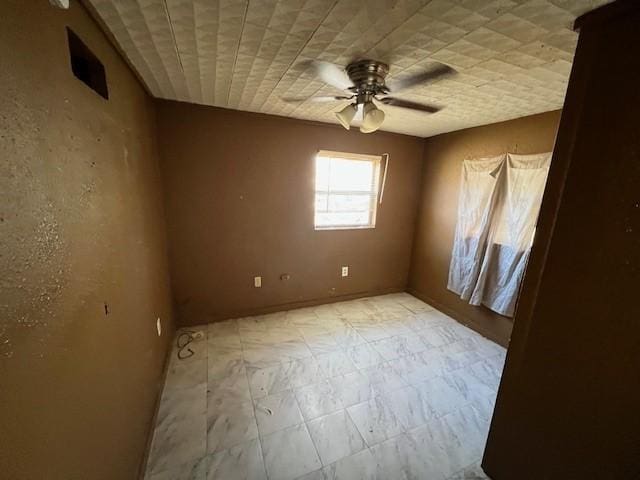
386, 64, 456, 93
281, 95, 352, 103
378, 97, 441, 113
303, 60, 353, 91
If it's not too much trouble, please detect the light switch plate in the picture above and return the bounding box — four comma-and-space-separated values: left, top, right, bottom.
341, 266, 349, 277
254, 276, 262, 288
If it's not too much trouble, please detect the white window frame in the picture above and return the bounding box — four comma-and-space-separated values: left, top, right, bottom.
314, 150, 382, 231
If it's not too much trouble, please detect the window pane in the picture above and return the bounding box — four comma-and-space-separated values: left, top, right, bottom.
329, 158, 374, 192
314, 151, 380, 229
315, 192, 329, 213
328, 193, 372, 212
315, 156, 331, 191
315, 211, 370, 228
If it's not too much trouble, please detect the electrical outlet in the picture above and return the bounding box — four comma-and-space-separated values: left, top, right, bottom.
341, 266, 349, 277
156, 318, 162, 336
254, 276, 262, 288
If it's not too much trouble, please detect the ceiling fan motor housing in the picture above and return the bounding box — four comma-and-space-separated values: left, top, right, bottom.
346, 59, 390, 102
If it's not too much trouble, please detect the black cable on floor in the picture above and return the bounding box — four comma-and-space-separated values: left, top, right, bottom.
176, 330, 196, 360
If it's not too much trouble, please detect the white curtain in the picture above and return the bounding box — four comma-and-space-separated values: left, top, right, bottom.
448, 155, 506, 300
449, 152, 552, 317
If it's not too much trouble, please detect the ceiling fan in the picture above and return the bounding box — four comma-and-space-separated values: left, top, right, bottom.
282, 59, 456, 133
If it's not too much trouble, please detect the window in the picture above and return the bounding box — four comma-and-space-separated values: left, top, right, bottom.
314, 150, 382, 230
67, 28, 109, 99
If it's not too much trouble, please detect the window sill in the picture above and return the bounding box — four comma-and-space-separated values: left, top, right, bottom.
314, 225, 376, 231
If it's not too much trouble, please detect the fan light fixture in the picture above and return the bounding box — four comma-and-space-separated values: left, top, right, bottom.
335, 100, 385, 134
282, 59, 454, 134
49, 0, 70, 8
335, 103, 357, 130
360, 102, 385, 133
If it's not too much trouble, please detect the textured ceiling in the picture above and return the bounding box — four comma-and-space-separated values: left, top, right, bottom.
87, 0, 610, 137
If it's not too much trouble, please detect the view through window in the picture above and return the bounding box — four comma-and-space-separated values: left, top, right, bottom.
314, 150, 381, 230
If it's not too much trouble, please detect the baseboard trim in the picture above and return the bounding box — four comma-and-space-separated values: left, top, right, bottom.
178, 287, 405, 327
407, 288, 510, 348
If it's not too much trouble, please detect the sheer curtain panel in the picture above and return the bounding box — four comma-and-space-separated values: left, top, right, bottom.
447, 154, 507, 301
449, 152, 552, 317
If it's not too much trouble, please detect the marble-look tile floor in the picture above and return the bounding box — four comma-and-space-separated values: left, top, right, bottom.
145, 293, 506, 480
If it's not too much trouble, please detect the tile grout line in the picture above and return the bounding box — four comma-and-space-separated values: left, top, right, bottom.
176, 295, 504, 480
237, 319, 271, 480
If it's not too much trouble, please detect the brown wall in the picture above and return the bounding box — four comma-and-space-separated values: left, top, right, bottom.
156, 101, 425, 326
484, 2, 640, 478
0, 2, 174, 479
408, 111, 561, 346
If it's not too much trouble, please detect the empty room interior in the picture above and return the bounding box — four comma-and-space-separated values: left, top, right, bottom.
2, 0, 639, 479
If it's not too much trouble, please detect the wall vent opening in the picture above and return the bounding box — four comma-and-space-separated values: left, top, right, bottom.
66, 28, 108, 99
